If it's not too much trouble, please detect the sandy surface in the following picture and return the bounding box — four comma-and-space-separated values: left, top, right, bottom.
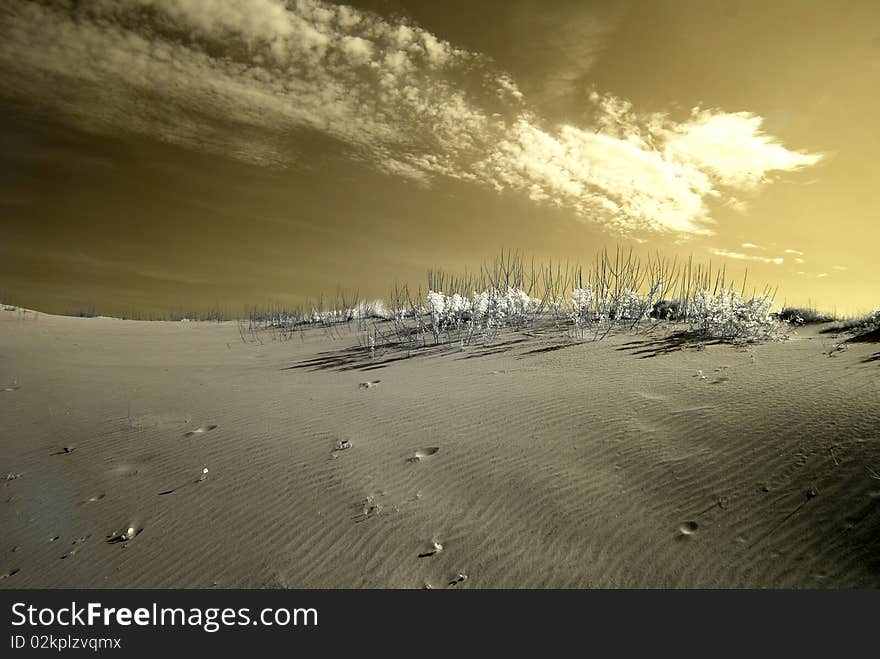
1, 307, 879, 588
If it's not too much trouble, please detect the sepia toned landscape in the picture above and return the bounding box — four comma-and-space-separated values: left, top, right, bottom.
1, 1, 879, 589
2, 261, 879, 588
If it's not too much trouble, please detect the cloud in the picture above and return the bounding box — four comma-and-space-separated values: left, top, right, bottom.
723, 197, 749, 213
661, 109, 823, 188
740, 243, 764, 250
784, 249, 805, 255
0, 0, 824, 236
708, 248, 784, 265
832, 265, 848, 271
475, 117, 715, 234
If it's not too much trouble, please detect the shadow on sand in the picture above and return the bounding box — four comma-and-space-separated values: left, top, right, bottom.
282, 327, 722, 372
614, 331, 722, 359
282, 342, 431, 372
846, 326, 880, 363
518, 341, 583, 357
283, 335, 537, 372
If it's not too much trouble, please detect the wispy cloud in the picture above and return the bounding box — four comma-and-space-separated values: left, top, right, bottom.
832, 265, 848, 271
784, 249, 805, 256
708, 248, 784, 264
723, 197, 749, 213
0, 0, 824, 236
661, 110, 822, 188
740, 242, 764, 250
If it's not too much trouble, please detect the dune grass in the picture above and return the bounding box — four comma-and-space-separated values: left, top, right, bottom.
775, 306, 836, 325
234, 249, 790, 356
820, 310, 880, 339
5, 248, 817, 354
822, 309, 880, 334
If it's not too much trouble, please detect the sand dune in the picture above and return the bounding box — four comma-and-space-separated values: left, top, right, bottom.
1, 307, 878, 588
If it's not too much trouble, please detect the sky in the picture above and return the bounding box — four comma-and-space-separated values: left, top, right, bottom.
0, 0, 878, 316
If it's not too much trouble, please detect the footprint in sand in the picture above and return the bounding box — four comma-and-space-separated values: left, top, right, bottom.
2, 385, 20, 392
51, 446, 77, 456
359, 380, 381, 389
332, 439, 353, 454
676, 521, 699, 540
0, 567, 20, 580
353, 493, 386, 522
5, 473, 22, 481
82, 493, 105, 505
158, 467, 209, 495
418, 538, 444, 558
107, 526, 142, 545
448, 573, 468, 586
183, 424, 218, 438
407, 447, 440, 464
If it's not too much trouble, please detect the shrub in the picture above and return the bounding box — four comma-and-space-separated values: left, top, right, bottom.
822, 310, 880, 335
686, 289, 784, 341
239, 249, 791, 350
426, 286, 542, 345
650, 299, 682, 321
350, 299, 391, 321
776, 307, 834, 325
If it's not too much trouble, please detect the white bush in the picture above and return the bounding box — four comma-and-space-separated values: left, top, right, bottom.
426, 287, 542, 343
686, 289, 783, 341
351, 299, 391, 320
569, 286, 595, 337
614, 289, 650, 321
567, 286, 656, 337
